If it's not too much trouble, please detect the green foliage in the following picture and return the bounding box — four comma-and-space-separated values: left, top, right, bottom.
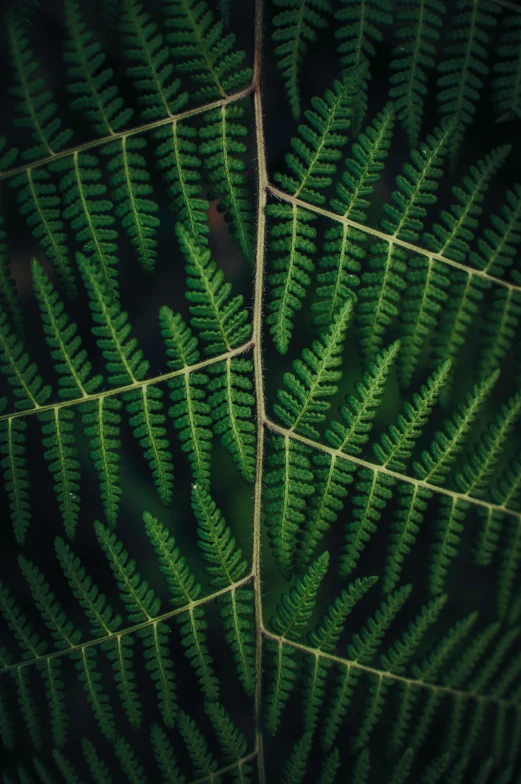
0, 0, 521, 781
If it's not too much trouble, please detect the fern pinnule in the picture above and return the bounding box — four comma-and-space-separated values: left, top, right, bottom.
388, 0, 446, 149
436, 0, 500, 166
204, 700, 251, 776
164, 0, 252, 101
313, 102, 395, 328
95, 522, 177, 727
322, 584, 411, 750
143, 511, 220, 702
492, 11, 521, 123
10, 168, 75, 296
159, 307, 213, 487
102, 137, 161, 274
150, 724, 185, 784
272, 0, 333, 120
55, 154, 120, 297
120, 0, 188, 121
64, 0, 133, 136
281, 731, 313, 784
268, 70, 362, 353
191, 484, 255, 695
357, 119, 454, 361
301, 576, 377, 731
334, 0, 392, 135
178, 709, 219, 778
0, 308, 52, 411
7, 10, 73, 160
199, 103, 254, 261
0, 416, 31, 544
297, 340, 398, 570
264, 552, 329, 733
0, 137, 23, 333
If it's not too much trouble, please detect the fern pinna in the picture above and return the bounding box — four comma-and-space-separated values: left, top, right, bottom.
0, 0, 521, 782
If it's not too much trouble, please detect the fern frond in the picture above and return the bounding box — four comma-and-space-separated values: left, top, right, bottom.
177, 223, 252, 356
0, 579, 67, 748
64, 0, 133, 136
272, 0, 332, 120
120, 0, 188, 121
0, 166, 23, 334
354, 595, 446, 750
0, 416, 31, 544
31, 260, 101, 399
95, 522, 177, 727
389, 0, 446, 149
102, 137, 161, 274
18, 555, 116, 740
297, 342, 398, 568
373, 358, 451, 472
159, 307, 212, 485
154, 121, 210, 243
54, 536, 141, 728
265, 552, 329, 733
265, 434, 315, 577
0, 309, 52, 411
80, 396, 122, 529
55, 153, 119, 296
436, 0, 499, 166
281, 731, 312, 784
492, 12, 521, 123
38, 407, 81, 539
313, 103, 395, 328
469, 183, 521, 278
144, 510, 219, 701
80, 252, 173, 503
334, 0, 392, 134
268, 71, 362, 352
199, 104, 254, 261
150, 724, 185, 784
178, 709, 219, 778
357, 120, 454, 359
414, 368, 499, 485
113, 736, 147, 784
10, 169, 75, 295
7, 11, 73, 160
192, 485, 255, 695
274, 298, 353, 439
301, 576, 377, 730
164, 0, 252, 101
391, 611, 478, 753
383, 483, 433, 594
205, 700, 252, 782
478, 288, 521, 381
322, 584, 411, 749
456, 391, 521, 499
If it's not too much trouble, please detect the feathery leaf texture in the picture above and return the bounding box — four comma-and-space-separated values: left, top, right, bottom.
1, 0, 521, 780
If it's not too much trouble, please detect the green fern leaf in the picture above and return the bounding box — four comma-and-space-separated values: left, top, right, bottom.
55, 154, 120, 297
164, 0, 252, 101
301, 576, 377, 731
264, 552, 329, 733
281, 731, 313, 784
358, 120, 454, 360
144, 510, 220, 701
64, 0, 133, 136
0, 309, 52, 411
268, 71, 363, 352
159, 307, 212, 485
178, 709, 218, 778
492, 12, 521, 123
272, 0, 332, 120
7, 11, 73, 160
322, 584, 411, 749
102, 137, 161, 274
54, 536, 141, 728
0, 416, 31, 544
10, 169, 75, 295
199, 104, 254, 261
389, 0, 446, 149
273, 297, 354, 439
191, 485, 255, 695
437, 0, 500, 166
334, 0, 392, 134
150, 724, 185, 784
120, 0, 188, 121
313, 103, 395, 328
95, 522, 177, 727
205, 700, 252, 782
